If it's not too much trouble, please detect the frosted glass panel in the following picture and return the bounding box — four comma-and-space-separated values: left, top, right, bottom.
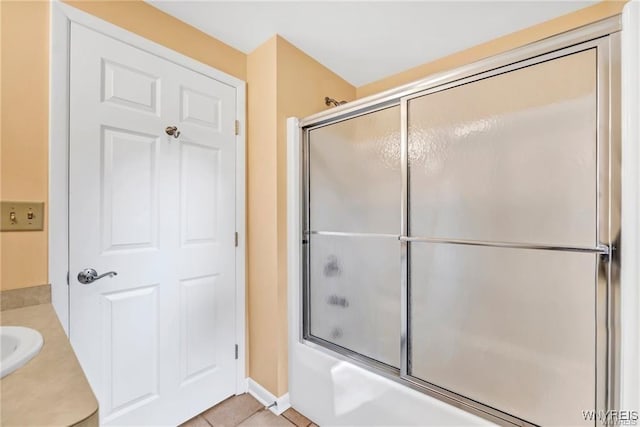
309, 106, 401, 234
309, 234, 400, 367
408, 49, 597, 247
409, 243, 596, 426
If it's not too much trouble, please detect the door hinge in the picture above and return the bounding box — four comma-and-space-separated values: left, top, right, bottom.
235, 232, 239, 247
235, 344, 239, 360
235, 120, 240, 136
66, 271, 70, 286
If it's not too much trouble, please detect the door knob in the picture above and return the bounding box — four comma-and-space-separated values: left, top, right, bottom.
77, 268, 118, 284
165, 126, 180, 138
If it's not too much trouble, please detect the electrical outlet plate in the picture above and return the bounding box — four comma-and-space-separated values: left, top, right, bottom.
1, 201, 45, 231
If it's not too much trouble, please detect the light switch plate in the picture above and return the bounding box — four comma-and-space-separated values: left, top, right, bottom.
1, 201, 45, 231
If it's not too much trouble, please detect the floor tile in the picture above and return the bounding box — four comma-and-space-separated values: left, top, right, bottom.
201, 394, 263, 426
180, 415, 211, 427
238, 410, 294, 427
282, 408, 312, 427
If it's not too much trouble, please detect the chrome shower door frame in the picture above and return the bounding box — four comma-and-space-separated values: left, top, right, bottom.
300, 17, 621, 427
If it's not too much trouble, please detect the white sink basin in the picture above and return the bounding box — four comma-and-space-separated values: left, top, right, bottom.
1, 326, 43, 378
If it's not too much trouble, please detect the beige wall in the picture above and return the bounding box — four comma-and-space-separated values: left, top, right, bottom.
1, 1, 50, 291
246, 35, 356, 396
246, 36, 280, 394
357, 0, 628, 98
0, 0, 246, 291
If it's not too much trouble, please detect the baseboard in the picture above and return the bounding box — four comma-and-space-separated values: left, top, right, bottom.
246, 378, 290, 415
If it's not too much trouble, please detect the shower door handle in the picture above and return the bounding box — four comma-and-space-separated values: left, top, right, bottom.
77, 268, 118, 284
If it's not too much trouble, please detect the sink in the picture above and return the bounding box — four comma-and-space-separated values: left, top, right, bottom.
1, 326, 43, 378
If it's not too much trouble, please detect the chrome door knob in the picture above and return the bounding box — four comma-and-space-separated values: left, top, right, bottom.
77, 268, 118, 284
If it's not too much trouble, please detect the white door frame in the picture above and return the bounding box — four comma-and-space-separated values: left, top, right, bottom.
621, 0, 640, 414
49, 1, 247, 395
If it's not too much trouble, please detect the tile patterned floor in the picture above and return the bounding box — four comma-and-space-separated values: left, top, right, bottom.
181, 394, 318, 427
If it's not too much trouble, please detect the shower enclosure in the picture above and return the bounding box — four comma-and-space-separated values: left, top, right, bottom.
299, 24, 620, 427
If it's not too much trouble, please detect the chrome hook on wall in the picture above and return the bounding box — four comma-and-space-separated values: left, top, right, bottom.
165, 126, 181, 138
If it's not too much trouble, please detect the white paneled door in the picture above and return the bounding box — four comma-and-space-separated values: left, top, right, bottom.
69, 23, 238, 426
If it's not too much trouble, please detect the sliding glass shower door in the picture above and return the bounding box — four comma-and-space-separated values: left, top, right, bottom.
306, 106, 402, 368
302, 35, 617, 426
407, 49, 599, 426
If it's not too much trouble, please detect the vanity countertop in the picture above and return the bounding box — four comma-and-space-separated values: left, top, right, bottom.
1, 303, 99, 426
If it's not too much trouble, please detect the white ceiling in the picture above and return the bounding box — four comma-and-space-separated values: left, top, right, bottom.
147, 1, 597, 86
